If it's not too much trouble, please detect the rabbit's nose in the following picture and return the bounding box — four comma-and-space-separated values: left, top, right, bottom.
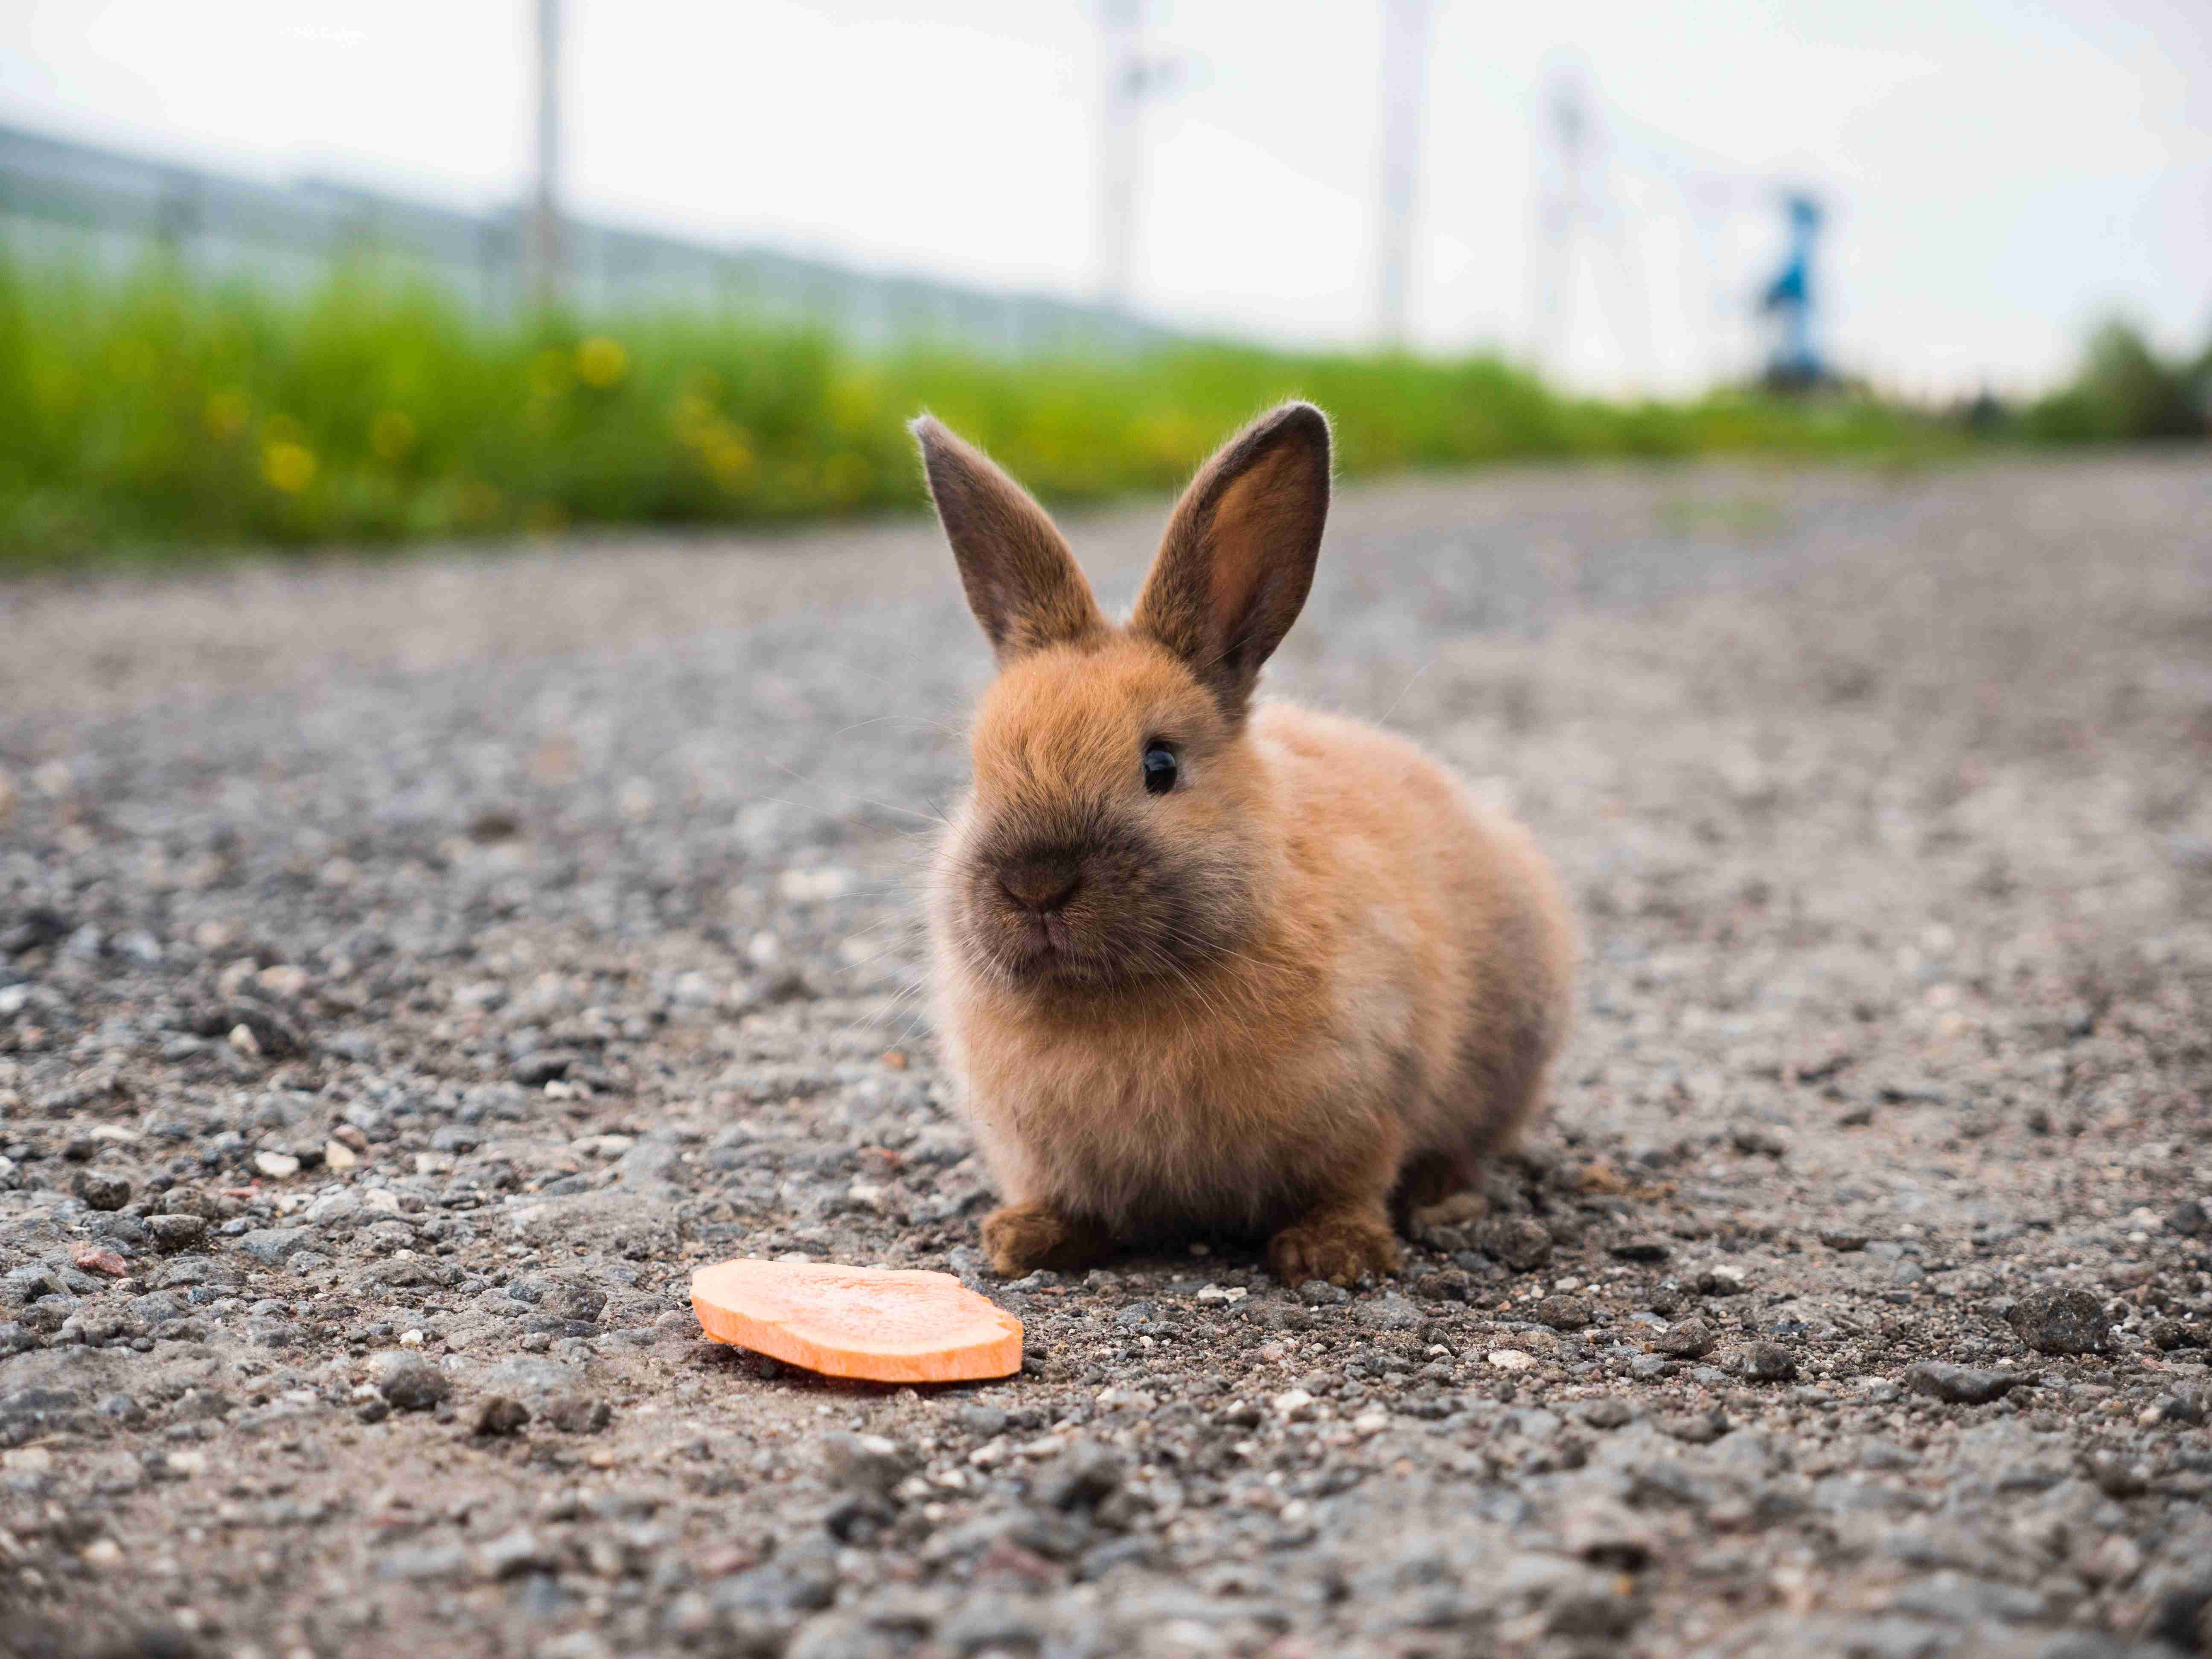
997, 855, 1081, 914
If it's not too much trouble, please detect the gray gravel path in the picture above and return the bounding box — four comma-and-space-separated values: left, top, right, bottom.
2, 455, 2210, 1659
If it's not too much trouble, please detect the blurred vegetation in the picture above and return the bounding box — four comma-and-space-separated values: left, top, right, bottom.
2016, 320, 2212, 446
0, 254, 2198, 571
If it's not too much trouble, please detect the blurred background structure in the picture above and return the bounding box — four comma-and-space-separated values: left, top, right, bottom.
0, 0, 2205, 565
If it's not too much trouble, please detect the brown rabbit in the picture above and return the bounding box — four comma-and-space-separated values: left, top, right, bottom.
913, 402, 1574, 1286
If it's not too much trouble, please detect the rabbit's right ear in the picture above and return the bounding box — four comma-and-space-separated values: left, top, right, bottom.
912, 416, 1106, 664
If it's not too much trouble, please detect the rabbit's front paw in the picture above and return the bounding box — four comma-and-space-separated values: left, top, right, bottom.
980, 1202, 1109, 1277
1267, 1208, 1400, 1287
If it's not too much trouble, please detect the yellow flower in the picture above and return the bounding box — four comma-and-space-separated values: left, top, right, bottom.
261, 441, 317, 494
576, 336, 629, 388
203, 390, 250, 442
706, 432, 756, 490
670, 392, 716, 445
369, 410, 417, 462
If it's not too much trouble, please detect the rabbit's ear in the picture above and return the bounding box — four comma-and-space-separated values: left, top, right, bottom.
1132, 402, 1330, 719
912, 416, 1106, 664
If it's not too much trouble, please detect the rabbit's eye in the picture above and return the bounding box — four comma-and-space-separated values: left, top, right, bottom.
1141, 743, 1179, 795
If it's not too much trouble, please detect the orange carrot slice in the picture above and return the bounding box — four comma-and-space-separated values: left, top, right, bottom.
691, 1258, 1022, 1383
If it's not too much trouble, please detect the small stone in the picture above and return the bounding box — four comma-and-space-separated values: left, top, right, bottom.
2153, 1391, 2207, 1426
1904, 1361, 2022, 1406
372, 1352, 451, 1412
479, 1526, 554, 1579
1480, 1218, 1554, 1272
253, 1151, 301, 1181
1729, 1125, 1787, 1158
1609, 1239, 1671, 1263
2009, 1287, 2111, 1356
1695, 1265, 1749, 1296
70, 1245, 130, 1278
1353, 1292, 1422, 1331
2150, 1320, 2208, 1351
1659, 1408, 1729, 1445
2166, 1199, 2209, 1238
1819, 1231, 1870, 1252
1580, 1400, 1633, 1429
1535, 1295, 1592, 1331
1732, 1342, 1798, 1382
72, 1172, 131, 1211
1487, 1349, 1537, 1372
146, 1214, 208, 1252
543, 1395, 611, 1434
1034, 1440, 1123, 1510
1296, 1280, 1350, 1307
474, 1396, 530, 1437
2087, 1452, 2150, 1500
236, 1225, 315, 1264
81, 1537, 124, 1569
820, 1432, 915, 1496
1652, 1317, 1716, 1360
324, 1140, 358, 1171
1563, 1498, 1657, 1569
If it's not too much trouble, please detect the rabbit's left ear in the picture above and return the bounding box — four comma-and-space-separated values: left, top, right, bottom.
1132, 402, 1330, 721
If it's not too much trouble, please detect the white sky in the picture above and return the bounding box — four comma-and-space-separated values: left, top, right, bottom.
1, 0, 2206, 396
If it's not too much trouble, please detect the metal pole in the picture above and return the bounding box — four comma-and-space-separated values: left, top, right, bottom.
1095, 0, 1144, 310
1375, 0, 1431, 348
530, 0, 566, 310
1531, 73, 1586, 381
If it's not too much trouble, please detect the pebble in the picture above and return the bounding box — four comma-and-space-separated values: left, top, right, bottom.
1653, 1318, 1717, 1360
72, 1172, 131, 1211
1487, 1350, 1537, 1372
235, 1226, 314, 1265
474, 1396, 531, 1437
1482, 1219, 1555, 1272
143, 1212, 207, 1256
1033, 1440, 1122, 1510
253, 1151, 301, 1180
1904, 1362, 2023, 1406
2009, 1287, 2112, 1355
1535, 1294, 1592, 1330
1732, 1342, 1799, 1382
371, 1351, 451, 1412
820, 1433, 916, 1496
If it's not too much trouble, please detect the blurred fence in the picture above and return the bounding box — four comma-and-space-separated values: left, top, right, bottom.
0, 121, 1166, 355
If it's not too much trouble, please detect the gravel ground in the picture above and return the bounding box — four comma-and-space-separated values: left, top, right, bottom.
3, 455, 2211, 1659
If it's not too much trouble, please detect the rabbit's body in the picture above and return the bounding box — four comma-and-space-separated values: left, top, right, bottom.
913, 403, 1574, 1284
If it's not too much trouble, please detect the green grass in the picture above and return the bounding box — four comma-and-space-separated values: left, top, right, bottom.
0, 251, 2111, 572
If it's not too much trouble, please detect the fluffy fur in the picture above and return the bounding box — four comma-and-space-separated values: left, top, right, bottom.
913, 402, 1575, 1285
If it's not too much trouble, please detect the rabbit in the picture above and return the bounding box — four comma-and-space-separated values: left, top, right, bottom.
911, 401, 1575, 1286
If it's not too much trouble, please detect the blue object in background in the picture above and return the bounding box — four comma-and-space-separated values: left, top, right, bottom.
1759, 192, 1825, 387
